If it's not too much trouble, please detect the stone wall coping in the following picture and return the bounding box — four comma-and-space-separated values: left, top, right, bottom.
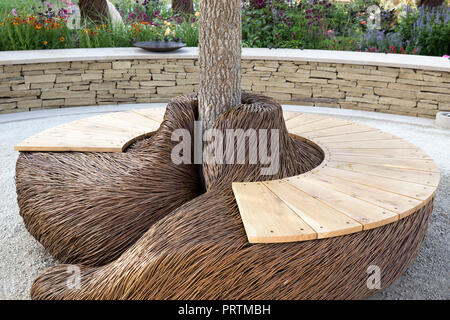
1, 47, 449, 72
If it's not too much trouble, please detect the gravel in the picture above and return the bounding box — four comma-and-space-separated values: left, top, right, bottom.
1, 104, 449, 300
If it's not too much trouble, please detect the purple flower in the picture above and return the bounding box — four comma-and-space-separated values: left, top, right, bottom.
291, 32, 295, 37
12, 9, 17, 16
46, 1, 52, 8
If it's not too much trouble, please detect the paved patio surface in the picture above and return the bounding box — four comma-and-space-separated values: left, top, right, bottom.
0, 104, 448, 300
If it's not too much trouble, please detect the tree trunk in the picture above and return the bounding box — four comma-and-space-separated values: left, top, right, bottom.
172, 0, 194, 16
198, 0, 242, 130
78, 0, 109, 24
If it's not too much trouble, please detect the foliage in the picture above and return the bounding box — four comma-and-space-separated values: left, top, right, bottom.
0, 1, 74, 50
175, 18, 198, 46
0, 0, 448, 56
397, 4, 450, 56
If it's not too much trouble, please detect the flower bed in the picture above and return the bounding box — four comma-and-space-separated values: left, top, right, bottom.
0, 0, 449, 56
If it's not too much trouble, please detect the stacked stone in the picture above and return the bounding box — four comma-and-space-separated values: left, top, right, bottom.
1, 58, 449, 118
242, 60, 450, 118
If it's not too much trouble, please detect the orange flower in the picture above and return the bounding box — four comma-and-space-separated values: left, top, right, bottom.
34, 24, 42, 30
0, 22, 4, 27
361, 21, 367, 25
43, 40, 48, 45
60, 37, 65, 42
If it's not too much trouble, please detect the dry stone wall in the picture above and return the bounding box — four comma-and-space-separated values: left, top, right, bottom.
1, 58, 449, 118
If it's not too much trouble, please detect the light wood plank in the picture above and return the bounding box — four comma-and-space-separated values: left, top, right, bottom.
263, 180, 362, 238
310, 173, 423, 218
86, 114, 158, 133
132, 108, 165, 122
327, 162, 440, 187
109, 111, 161, 129
283, 111, 302, 121
298, 123, 375, 138
316, 166, 436, 201
329, 147, 432, 159
14, 110, 162, 153
329, 154, 439, 172
285, 176, 398, 229
289, 118, 352, 134
326, 139, 417, 149
57, 120, 139, 139
232, 182, 317, 243
315, 130, 397, 143
285, 113, 327, 130
15, 137, 124, 152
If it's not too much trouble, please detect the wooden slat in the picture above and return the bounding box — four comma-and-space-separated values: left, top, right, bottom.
326, 139, 417, 149
283, 111, 302, 121
109, 111, 162, 129
315, 130, 397, 143
57, 120, 139, 138
263, 180, 362, 238
289, 118, 352, 134
15, 138, 124, 152
132, 108, 165, 122
285, 113, 326, 130
329, 154, 439, 172
327, 162, 440, 187
309, 173, 423, 218
299, 123, 375, 138
316, 166, 436, 201
232, 182, 317, 243
329, 147, 432, 159
14, 110, 162, 153
286, 176, 398, 229
86, 114, 158, 133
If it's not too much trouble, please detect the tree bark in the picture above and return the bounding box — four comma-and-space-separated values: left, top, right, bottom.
78, 0, 109, 24
198, 0, 242, 129
172, 0, 194, 16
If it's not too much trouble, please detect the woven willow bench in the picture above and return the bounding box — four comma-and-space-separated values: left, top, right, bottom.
15, 109, 439, 244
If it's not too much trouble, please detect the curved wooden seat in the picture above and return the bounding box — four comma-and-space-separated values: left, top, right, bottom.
14, 109, 439, 244
14, 109, 165, 152
233, 111, 439, 243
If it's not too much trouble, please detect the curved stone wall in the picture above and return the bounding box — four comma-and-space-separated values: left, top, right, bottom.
0, 47, 449, 117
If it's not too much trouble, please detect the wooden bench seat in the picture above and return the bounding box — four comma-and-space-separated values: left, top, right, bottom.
14, 109, 440, 244
14, 109, 165, 152
233, 111, 439, 243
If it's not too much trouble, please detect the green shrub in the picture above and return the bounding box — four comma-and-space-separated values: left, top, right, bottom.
0, 11, 74, 50
175, 18, 198, 46
397, 5, 450, 56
